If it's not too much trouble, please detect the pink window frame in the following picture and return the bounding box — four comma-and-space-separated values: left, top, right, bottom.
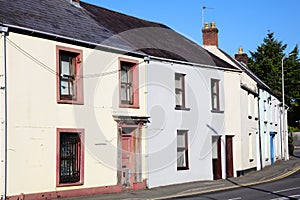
56, 46, 84, 105
56, 128, 84, 187
119, 58, 139, 108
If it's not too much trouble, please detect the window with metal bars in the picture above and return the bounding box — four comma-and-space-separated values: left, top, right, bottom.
59, 132, 81, 184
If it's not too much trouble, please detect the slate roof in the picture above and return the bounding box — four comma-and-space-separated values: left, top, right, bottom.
0, 0, 236, 69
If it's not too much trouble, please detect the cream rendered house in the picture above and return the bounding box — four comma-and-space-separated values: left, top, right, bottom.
0, 1, 151, 199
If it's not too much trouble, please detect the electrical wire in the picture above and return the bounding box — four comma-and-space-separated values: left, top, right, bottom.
7, 37, 58, 76
5, 38, 137, 78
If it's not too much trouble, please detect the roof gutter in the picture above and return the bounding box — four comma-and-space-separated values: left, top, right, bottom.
3, 24, 147, 58
148, 55, 242, 72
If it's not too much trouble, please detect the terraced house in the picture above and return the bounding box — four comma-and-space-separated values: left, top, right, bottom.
0, 0, 288, 199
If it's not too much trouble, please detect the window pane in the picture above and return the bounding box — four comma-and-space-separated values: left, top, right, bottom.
176, 90, 183, 106
177, 133, 185, 148
127, 84, 133, 103
212, 95, 218, 109
175, 75, 182, 89
212, 82, 217, 93
121, 84, 127, 101
61, 79, 70, 95
177, 150, 186, 167
61, 55, 71, 76
121, 69, 128, 83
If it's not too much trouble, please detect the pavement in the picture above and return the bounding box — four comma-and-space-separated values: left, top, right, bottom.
63, 155, 300, 200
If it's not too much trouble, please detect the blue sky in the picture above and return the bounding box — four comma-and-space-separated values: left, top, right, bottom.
86, 0, 299, 56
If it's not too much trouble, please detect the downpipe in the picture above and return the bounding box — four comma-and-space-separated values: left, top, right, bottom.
0, 26, 8, 200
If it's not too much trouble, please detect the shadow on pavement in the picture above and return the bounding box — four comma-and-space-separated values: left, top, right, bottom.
225, 178, 299, 200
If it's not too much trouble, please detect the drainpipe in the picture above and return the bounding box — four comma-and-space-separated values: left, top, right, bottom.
0, 26, 8, 200
257, 89, 263, 170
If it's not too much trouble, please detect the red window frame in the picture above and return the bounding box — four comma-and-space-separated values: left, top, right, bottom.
119, 58, 139, 108
56, 46, 83, 105
56, 128, 84, 187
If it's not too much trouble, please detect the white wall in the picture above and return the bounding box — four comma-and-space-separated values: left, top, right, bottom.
146, 60, 225, 188
235, 73, 259, 174
224, 71, 241, 177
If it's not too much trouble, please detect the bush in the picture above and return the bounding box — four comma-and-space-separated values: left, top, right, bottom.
288, 135, 294, 156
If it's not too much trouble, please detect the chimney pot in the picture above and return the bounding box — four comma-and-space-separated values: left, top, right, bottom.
204, 22, 209, 28
238, 47, 243, 54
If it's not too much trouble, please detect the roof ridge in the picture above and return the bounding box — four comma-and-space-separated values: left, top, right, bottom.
80, 1, 170, 29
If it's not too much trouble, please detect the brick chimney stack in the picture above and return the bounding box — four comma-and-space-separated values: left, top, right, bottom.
202, 22, 219, 47
235, 47, 248, 66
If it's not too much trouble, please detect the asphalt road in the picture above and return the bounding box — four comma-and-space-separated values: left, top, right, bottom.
171, 151, 300, 200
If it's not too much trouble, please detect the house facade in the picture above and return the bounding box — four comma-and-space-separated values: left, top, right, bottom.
146, 58, 237, 188
0, 29, 151, 199
203, 24, 259, 177
203, 23, 287, 177
0, 0, 153, 199
258, 87, 286, 168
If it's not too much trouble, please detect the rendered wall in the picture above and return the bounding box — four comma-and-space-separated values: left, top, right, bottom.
224, 71, 241, 177
146, 61, 225, 188
4, 33, 147, 196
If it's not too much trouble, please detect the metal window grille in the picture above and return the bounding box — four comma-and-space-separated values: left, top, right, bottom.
60, 132, 81, 184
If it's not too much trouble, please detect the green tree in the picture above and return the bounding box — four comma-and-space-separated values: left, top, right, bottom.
248, 32, 300, 127
248, 32, 300, 111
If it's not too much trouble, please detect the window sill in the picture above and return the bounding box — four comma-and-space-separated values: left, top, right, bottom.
177, 167, 190, 171
57, 100, 84, 105
57, 182, 84, 187
120, 104, 140, 109
175, 107, 191, 111
211, 110, 224, 114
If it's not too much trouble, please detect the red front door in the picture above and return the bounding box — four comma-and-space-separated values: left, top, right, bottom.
122, 136, 133, 188
212, 137, 222, 180
226, 136, 234, 178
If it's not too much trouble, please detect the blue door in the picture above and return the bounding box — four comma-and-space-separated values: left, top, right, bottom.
269, 132, 277, 165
